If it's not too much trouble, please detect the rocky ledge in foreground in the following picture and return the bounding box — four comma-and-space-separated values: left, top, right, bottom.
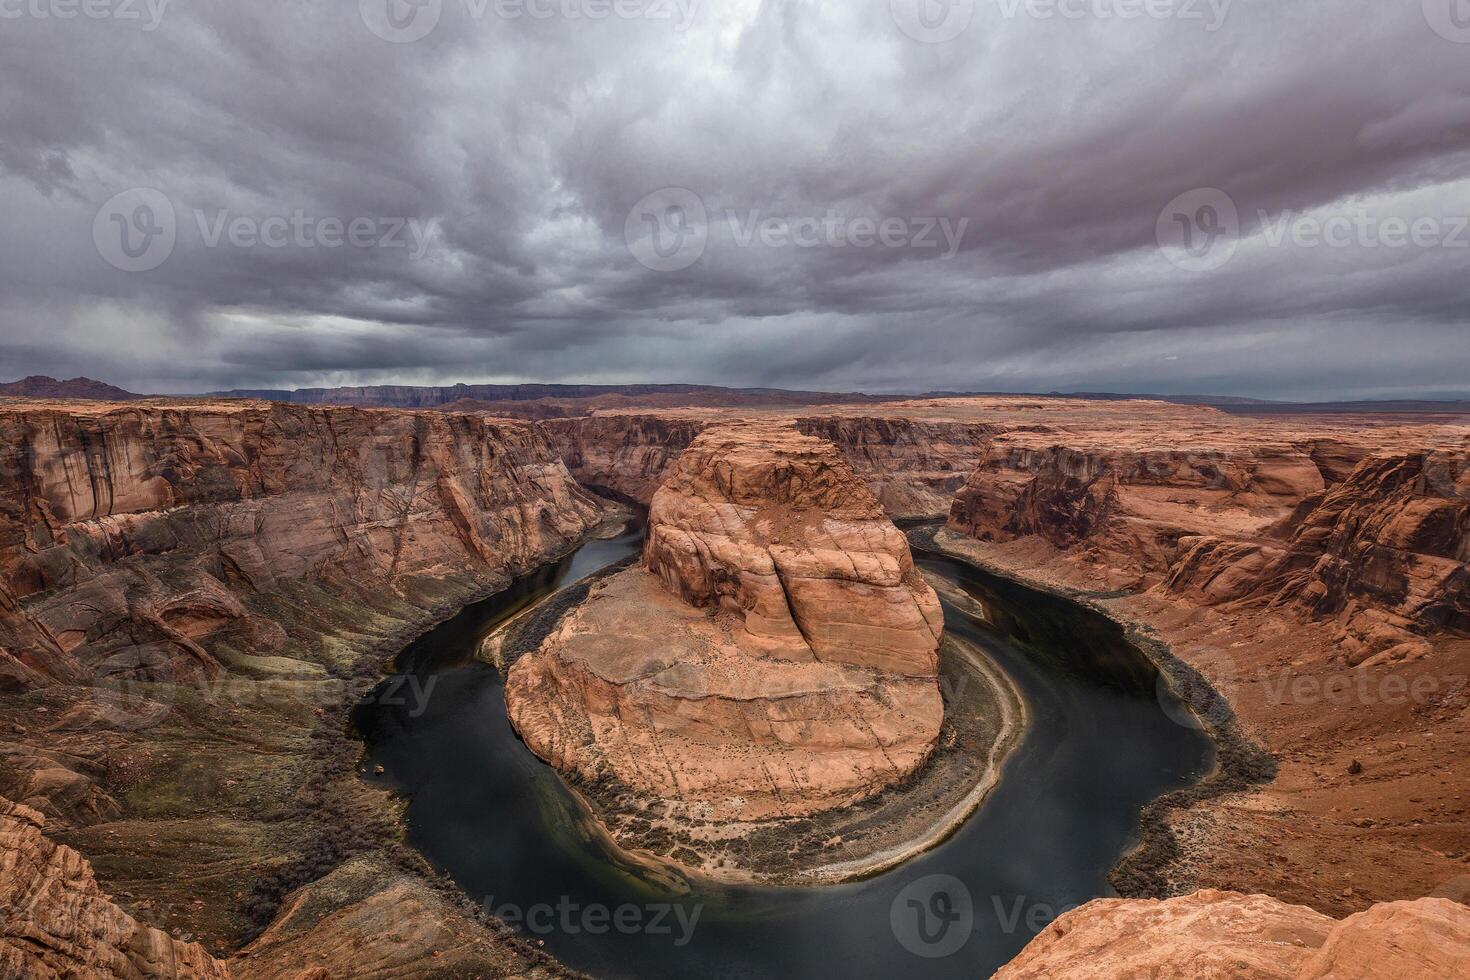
505, 422, 1020, 880
995, 888, 1470, 979
0, 795, 229, 978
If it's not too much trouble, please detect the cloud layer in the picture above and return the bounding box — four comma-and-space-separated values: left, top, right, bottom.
2, 0, 1468, 398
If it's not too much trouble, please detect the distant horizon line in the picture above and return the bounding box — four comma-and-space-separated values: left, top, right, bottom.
4, 374, 1469, 408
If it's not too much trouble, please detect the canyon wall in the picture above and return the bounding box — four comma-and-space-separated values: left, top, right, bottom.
936, 403, 1470, 923
543, 411, 998, 519
1169, 450, 1469, 657
540, 414, 705, 503
949, 438, 1470, 658
0, 399, 612, 962
793, 416, 998, 519
948, 440, 1331, 584
995, 888, 1470, 980
0, 401, 608, 691
507, 422, 944, 822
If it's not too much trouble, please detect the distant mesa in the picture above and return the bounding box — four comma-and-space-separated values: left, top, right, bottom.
0, 376, 141, 401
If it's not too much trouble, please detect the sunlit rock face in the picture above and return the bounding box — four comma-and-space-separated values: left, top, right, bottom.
507, 422, 944, 821
0, 795, 231, 978
994, 888, 1470, 980
947, 424, 1470, 662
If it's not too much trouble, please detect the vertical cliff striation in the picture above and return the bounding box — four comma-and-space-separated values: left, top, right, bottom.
539, 414, 706, 504
793, 415, 999, 519
0, 401, 609, 691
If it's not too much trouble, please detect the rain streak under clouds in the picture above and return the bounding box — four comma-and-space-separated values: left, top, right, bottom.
2, 0, 1469, 399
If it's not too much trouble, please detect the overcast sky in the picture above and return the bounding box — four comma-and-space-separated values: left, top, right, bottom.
2, 0, 1468, 399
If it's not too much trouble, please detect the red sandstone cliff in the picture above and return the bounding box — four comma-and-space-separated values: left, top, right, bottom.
540, 414, 705, 503
542, 410, 998, 519
0, 401, 609, 692
995, 888, 1470, 979
0, 399, 613, 965
793, 415, 999, 518
948, 434, 1469, 657
0, 795, 230, 978
507, 422, 943, 823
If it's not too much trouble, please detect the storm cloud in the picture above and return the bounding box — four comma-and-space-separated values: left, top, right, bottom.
1, 0, 1468, 399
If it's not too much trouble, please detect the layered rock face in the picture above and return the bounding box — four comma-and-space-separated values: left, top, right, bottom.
540, 414, 705, 503
996, 888, 1470, 980
542, 409, 999, 519
794, 416, 998, 519
0, 795, 230, 978
1167, 449, 1469, 661
0, 401, 608, 691
507, 422, 943, 821
0, 399, 611, 959
949, 441, 1329, 583
949, 429, 1469, 653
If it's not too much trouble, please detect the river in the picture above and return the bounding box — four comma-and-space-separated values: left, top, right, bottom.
352, 526, 1213, 978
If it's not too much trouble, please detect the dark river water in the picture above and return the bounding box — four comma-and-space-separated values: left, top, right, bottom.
353, 528, 1213, 978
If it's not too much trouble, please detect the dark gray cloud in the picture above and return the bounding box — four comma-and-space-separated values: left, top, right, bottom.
1, 0, 1467, 399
